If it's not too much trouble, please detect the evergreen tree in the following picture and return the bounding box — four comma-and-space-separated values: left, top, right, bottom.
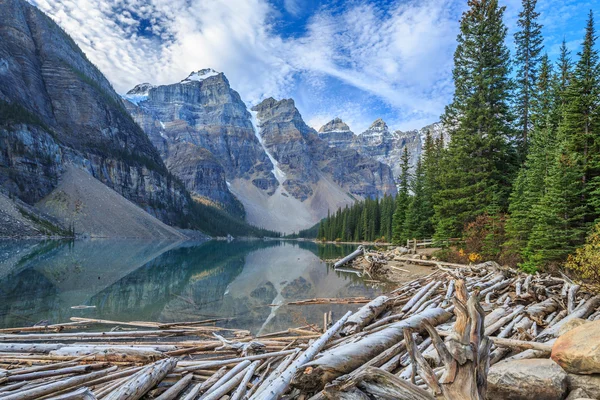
403, 159, 428, 239
506, 55, 557, 253
392, 147, 411, 243
523, 138, 586, 270
514, 0, 543, 156
573, 11, 600, 222
436, 0, 515, 239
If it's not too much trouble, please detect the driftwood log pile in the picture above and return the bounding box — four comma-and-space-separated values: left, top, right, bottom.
0, 252, 599, 399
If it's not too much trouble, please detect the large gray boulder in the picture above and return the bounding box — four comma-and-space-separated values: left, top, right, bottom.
487, 358, 568, 400
567, 373, 600, 399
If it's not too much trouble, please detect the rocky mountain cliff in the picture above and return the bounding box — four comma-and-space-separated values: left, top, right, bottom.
0, 0, 192, 230
124, 69, 275, 216
319, 118, 447, 179
125, 73, 396, 233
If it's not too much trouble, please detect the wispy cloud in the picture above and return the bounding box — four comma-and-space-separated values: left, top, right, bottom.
29, 0, 598, 134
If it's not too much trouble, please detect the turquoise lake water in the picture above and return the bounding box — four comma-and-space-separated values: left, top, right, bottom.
0, 240, 389, 334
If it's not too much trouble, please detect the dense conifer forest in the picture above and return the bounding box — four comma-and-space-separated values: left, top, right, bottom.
309, 0, 600, 275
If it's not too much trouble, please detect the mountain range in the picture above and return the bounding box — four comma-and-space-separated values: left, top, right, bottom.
0, 0, 445, 237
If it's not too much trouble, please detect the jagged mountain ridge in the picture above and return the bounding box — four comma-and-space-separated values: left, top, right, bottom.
125, 72, 397, 233
0, 0, 193, 231
319, 117, 447, 178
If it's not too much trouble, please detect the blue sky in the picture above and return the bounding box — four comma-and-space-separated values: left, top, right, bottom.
30, 0, 599, 133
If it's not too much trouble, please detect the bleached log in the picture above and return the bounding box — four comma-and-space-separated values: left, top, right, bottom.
0, 343, 65, 353
154, 373, 193, 400
567, 284, 580, 313
323, 367, 435, 400
0, 366, 118, 400
45, 387, 97, 400
526, 298, 559, 325
69, 318, 159, 329
0, 330, 190, 341
252, 311, 353, 400
6, 363, 106, 382
483, 307, 509, 327
103, 358, 177, 400
202, 360, 251, 399
202, 364, 251, 400
334, 247, 364, 268
252, 350, 299, 398
537, 296, 600, 340
341, 296, 389, 336
177, 349, 297, 371
407, 282, 442, 315
49, 346, 167, 362
402, 282, 436, 313
291, 308, 452, 392
183, 367, 228, 400
484, 305, 525, 336
441, 280, 455, 307
230, 361, 260, 400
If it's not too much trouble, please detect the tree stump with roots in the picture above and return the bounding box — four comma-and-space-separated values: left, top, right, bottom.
404, 279, 491, 399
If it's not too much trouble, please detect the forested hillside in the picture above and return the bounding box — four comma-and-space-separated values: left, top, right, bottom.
313, 0, 600, 275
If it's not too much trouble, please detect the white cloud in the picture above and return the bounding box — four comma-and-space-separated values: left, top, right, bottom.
28, 0, 595, 133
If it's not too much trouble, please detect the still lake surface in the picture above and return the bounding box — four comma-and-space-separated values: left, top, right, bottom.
0, 240, 390, 334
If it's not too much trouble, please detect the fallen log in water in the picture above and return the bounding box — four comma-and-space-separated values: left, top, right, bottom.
333, 246, 364, 268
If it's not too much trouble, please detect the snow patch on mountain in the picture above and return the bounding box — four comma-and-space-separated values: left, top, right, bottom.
123, 83, 154, 105
250, 110, 287, 186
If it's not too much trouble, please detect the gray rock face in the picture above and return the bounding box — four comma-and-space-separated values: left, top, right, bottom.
252, 98, 396, 201
164, 142, 243, 216
487, 358, 568, 400
0, 0, 190, 225
318, 118, 447, 180
567, 373, 600, 399
124, 70, 278, 211
318, 118, 355, 149
126, 76, 396, 232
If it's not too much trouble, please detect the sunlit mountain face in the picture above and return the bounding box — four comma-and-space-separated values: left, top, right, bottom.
29, 0, 596, 135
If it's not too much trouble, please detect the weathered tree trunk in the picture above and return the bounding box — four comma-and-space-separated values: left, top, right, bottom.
334, 247, 364, 268
341, 296, 389, 336
154, 373, 193, 400
0, 366, 118, 400
323, 367, 435, 400
45, 387, 97, 400
291, 308, 452, 392
103, 358, 176, 400
406, 280, 490, 400
251, 311, 352, 399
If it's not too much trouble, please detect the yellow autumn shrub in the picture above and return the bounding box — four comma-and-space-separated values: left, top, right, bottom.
565, 223, 600, 285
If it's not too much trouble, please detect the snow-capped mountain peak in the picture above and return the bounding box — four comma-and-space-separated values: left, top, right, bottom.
123, 83, 155, 105
182, 68, 220, 83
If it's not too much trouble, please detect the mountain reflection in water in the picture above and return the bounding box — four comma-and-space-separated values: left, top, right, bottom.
0, 240, 390, 334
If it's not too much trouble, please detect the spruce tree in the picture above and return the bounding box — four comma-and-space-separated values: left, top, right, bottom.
573, 11, 600, 222
403, 159, 428, 239
506, 55, 557, 253
514, 0, 543, 157
435, 0, 515, 239
524, 138, 586, 270
392, 147, 411, 243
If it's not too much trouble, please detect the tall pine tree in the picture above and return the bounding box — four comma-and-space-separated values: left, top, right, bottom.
506, 54, 558, 254
435, 0, 515, 239
403, 159, 428, 240
392, 147, 411, 243
514, 0, 543, 157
